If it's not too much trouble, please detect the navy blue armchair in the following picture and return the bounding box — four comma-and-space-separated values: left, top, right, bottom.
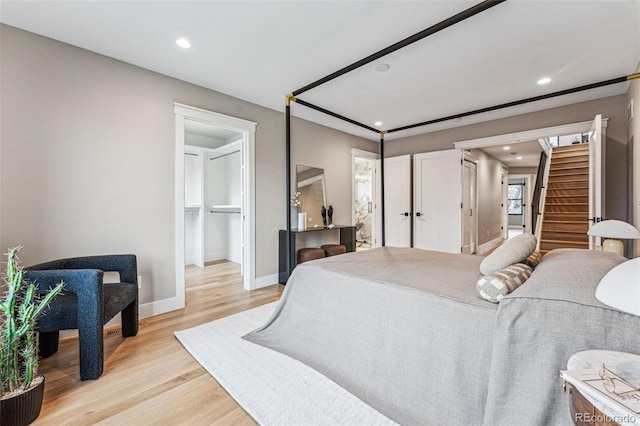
25, 255, 139, 380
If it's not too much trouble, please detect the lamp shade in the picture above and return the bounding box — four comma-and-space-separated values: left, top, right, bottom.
595, 258, 640, 316
587, 220, 640, 239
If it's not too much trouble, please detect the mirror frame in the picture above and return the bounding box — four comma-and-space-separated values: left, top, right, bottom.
296, 165, 327, 221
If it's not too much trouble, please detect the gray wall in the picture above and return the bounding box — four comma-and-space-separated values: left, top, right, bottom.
0, 25, 377, 303
385, 95, 629, 224
470, 149, 503, 246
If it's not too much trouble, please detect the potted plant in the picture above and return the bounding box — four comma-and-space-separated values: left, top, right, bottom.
1, 247, 63, 426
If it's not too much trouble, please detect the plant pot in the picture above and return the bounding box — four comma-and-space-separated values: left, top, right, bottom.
0, 376, 45, 426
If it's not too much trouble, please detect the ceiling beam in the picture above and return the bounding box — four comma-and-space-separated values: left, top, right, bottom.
387, 74, 638, 134
292, 0, 506, 97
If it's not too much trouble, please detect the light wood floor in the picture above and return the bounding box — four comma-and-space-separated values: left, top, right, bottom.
35, 261, 284, 425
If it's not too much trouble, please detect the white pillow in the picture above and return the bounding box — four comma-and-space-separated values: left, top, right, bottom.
480, 233, 537, 275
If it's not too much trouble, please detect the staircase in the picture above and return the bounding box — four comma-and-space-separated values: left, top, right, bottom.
539, 144, 590, 255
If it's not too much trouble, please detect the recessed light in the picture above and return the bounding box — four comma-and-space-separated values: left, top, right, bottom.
503, 146, 511, 150
176, 38, 192, 49
516, 156, 523, 160
374, 63, 390, 73
537, 77, 551, 85
374, 121, 383, 126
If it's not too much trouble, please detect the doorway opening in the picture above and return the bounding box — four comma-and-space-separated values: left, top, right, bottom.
455, 116, 606, 250
352, 149, 379, 249
184, 124, 243, 274
175, 104, 257, 312
507, 177, 526, 238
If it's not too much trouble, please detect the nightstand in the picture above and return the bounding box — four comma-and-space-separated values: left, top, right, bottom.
568, 384, 619, 426
565, 350, 640, 426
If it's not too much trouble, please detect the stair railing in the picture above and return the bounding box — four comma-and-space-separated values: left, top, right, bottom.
531, 151, 548, 237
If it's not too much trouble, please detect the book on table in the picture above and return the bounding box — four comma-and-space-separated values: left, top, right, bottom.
562, 369, 640, 417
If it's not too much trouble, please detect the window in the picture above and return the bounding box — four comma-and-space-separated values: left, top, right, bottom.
508, 183, 524, 215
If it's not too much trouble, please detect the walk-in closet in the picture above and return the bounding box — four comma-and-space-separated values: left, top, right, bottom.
184, 121, 243, 270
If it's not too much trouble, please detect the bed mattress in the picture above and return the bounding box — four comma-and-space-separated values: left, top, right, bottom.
245, 247, 497, 425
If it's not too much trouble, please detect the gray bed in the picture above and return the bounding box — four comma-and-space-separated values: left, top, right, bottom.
244, 247, 640, 425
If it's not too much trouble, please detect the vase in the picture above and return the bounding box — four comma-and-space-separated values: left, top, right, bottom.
0, 375, 45, 426
298, 212, 307, 230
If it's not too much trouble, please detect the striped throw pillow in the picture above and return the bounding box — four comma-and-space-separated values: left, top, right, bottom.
476, 263, 533, 303
524, 251, 542, 268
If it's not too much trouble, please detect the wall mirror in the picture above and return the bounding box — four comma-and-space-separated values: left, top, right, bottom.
296, 165, 326, 227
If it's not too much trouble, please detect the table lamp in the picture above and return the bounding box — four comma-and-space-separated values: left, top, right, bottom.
587, 220, 640, 256
595, 257, 640, 316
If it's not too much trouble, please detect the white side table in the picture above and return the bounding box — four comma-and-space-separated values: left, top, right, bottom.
566, 350, 640, 426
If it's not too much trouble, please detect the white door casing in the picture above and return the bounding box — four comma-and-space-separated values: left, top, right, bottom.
175, 103, 257, 314
383, 154, 411, 247
414, 149, 462, 253
589, 114, 605, 249
375, 159, 382, 248
500, 167, 509, 240
462, 160, 477, 254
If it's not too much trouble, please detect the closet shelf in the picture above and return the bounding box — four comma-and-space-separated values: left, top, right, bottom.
210, 205, 241, 214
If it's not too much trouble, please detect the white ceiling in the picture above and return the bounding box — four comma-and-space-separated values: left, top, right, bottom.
2, 1, 639, 141
480, 140, 542, 168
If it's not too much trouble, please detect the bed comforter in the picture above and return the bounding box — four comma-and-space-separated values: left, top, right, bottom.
244, 247, 639, 425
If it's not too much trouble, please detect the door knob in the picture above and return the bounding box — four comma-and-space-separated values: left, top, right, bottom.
400, 212, 410, 216
416, 212, 422, 217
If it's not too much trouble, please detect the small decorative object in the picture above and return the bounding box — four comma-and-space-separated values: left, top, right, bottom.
292, 191, 306, 230
328, 205, 334, 226
298, 212, 307, 231
587, 220, 640, 256
321, 206, 327, 227
290, 191, 301, 213
1, 247, 64, 426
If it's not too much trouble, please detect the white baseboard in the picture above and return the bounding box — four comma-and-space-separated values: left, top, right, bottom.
139, 296, 184, 319
205, 251, 227, 262
226, 251, 242, 264
139, 273, 278, 317
477, 237, 504, 255
252, 273, 279, 290
61, 274, 278, 342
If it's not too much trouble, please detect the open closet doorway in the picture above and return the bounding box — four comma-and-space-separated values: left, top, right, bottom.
352, 149, 378, 249
175, 104, 257, 311
184, 126, 243, 267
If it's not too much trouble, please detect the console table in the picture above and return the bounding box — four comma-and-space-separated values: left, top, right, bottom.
278, 225, 356, 283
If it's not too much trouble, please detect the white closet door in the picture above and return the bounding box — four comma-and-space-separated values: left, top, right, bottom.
383, 155, 411, 247
414, 149, 462, 253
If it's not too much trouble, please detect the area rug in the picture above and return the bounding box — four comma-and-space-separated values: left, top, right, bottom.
174, 302, 396, 425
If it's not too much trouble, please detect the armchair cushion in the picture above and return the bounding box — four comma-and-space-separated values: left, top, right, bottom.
104, 282, 137, 321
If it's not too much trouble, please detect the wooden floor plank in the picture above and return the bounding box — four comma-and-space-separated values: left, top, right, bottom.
34, 261, 283, 425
